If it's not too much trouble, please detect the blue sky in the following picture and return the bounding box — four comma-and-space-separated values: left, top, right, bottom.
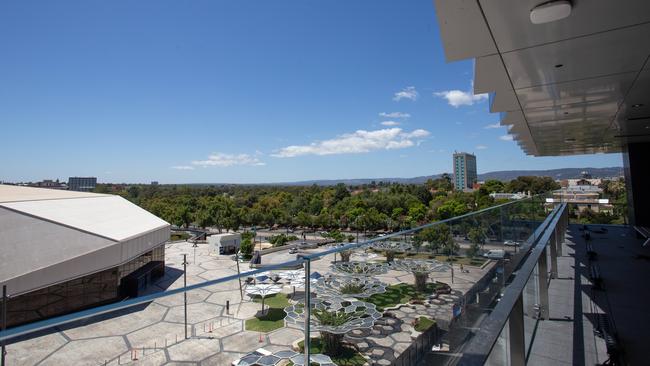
0, 0, 622, 184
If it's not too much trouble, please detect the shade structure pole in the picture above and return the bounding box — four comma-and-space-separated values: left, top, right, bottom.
303, 259, 311, 365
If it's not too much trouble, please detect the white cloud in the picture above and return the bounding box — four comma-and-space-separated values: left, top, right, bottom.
393, 86, 418, 101
475, 145, 488, 150
172, 165, 195, 170
380, 121, 400, 126
433, 89, 488, 107
484, 122, 502, 129
499, 134, 514, 141
272, 128, 430, 158
379, 112, 411, 119
192, 153, 265, 167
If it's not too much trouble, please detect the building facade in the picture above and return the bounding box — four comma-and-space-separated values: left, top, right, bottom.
68, 177, 97, 192
453, 152, 477, 191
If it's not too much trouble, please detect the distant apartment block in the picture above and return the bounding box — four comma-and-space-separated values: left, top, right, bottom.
453, 152, 477, 191
68, 176, 97, 192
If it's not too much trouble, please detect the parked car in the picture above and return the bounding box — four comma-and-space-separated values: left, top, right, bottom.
289, 247, 298, 254
483, 249, 507, 259
503, 240, 520, 247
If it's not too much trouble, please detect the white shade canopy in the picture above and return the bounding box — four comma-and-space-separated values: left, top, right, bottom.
245, 283, 283, 297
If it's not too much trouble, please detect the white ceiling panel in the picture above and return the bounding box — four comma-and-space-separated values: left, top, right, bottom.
474, 55, 510, 94
479, 0, 650, 53
516, 73, 637, 110
502, 23, 650, 89
433, 0, 497, 61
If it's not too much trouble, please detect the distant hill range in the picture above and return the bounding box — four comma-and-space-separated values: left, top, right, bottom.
275, 167, 624, 186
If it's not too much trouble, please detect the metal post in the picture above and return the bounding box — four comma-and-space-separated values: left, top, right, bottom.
508, 294, 526, 366
537, 246, 549, 319
499, 206, 504, 242
183, 254, 188, 339
2, 285, 6, 366
303, 259, 311, 365
549, 230, 558, 279
235, 257, 243, 301
555, 226, 563, 257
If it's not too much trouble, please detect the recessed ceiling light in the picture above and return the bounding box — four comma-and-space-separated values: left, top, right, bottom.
632, 103, 644, 108
530, 1, 572, 24
565, 138, 576, 143
555, 64, 564, 68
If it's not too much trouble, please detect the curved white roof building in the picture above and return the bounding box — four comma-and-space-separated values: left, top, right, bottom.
0, 185, 170, 297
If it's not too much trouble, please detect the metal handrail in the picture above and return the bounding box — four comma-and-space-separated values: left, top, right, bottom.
455, 203, 567, 365
0, 195, 546, 343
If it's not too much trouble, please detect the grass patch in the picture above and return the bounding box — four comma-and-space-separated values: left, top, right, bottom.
298, 338, 366, 366
388, 251, 487, 266
245, 308, 286, 332
251, 293, 290, 308
366, 283, 443, 311
245, 293, 291, 332
414, 316, 435, 332
170, 232, 191, 241
434, 255, 486, 266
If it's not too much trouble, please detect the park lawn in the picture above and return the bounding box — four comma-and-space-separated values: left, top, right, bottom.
170, 232, 191, 241
251, 293, 291, 308
244, 308, 286, 332
434, 256, 486, 267
389, 252, 487, 267
298, 338, 366, 366
414, 316, 436, 332
366, 283, 444, 311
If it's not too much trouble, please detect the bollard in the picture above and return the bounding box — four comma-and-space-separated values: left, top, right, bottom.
132, 349, 138, 361
226, 300, 230, 314
259, 332, 263, 343
142, 346, 145, 356
118, 354, 120, 365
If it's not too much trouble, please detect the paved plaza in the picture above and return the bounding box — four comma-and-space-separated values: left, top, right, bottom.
6, 242, 493, 366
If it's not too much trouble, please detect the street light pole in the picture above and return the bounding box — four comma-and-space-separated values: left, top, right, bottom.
303, 259, 311, 365
182, 254, 188, 339
1, 285, 6, 366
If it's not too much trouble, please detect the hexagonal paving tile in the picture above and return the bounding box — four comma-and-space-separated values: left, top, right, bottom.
42, 336, 127, 365
6, 332, 68, 366
63, 302, 168, 339
155, 288, 211, 307
167, 337, 221, 362
126, 321, 188, 348
222, 331, 268, 353
165, 302, 223, 324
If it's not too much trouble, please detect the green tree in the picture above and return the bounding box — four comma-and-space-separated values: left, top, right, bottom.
240, 238, 254, 257
467, 227, 487, 258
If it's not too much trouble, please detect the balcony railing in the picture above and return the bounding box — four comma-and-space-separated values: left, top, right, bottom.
0, 195, 562, 366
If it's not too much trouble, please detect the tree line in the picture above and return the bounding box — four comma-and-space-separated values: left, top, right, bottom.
94, 175, 560, 232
